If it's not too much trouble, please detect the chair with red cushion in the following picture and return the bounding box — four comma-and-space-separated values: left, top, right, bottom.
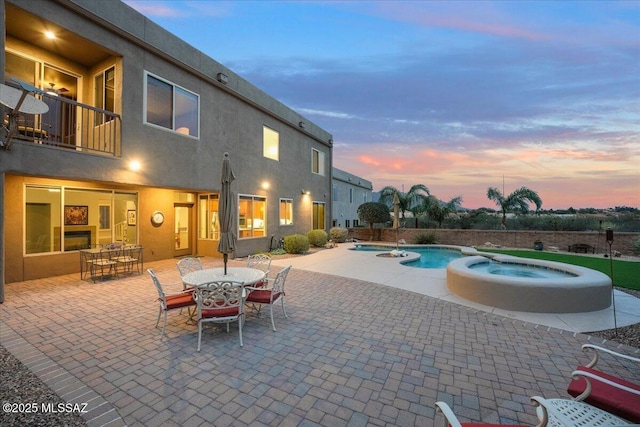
176, 257, 203, 289
194, 280, 246, 351
246, 254, 271, 288
245, 265, 291, 331
147, 268, 196, 339
566, 344, 640, 422
435, 401, 533, 427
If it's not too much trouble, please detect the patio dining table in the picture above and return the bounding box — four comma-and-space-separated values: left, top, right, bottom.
182, 267, 265, 289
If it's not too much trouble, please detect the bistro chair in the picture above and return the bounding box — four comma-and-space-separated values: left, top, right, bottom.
147, 269, 196, 339
194, 280, 246, 351
245, 265, 291, 331
177, 257, 203, 289
246, 253, 271, 288
114, 244, 143, 275
89, 248, 119, 282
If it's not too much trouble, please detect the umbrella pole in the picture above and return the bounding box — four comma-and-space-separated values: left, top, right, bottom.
223, 254, 228, 275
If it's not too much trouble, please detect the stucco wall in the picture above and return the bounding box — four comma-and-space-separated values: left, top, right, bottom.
348, 227, 638, 255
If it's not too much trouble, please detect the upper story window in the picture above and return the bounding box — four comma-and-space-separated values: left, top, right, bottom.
95, 66, 115, 125
263, 126, 279, 160
349, 188, 354, 203
144, 71, 199, 138
312, 148, 325, 176
332, 184, 338, 202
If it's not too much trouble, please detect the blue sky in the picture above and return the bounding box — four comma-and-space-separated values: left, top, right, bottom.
125, 0, 639, 209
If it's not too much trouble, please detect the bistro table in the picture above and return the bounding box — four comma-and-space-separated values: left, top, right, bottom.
182, 267, 265, 289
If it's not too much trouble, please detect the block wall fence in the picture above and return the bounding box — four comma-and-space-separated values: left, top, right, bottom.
347, 228, 639, 255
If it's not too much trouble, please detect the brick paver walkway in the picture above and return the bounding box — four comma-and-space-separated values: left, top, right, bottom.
1, 257, 638, 427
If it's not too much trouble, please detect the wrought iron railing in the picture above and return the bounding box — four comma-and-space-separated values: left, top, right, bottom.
6, 91, 121, 156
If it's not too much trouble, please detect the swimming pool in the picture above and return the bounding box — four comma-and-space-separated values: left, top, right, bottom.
351, 244, 465, 268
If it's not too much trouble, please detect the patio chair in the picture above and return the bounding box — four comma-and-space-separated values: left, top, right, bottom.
566, 344, 640, 422
245, 265, 291, 331
193, 280, 246, 351
176, 257, 203, 289
246, 253, 271, 287
530, 395, 632, 426
89, 248, 119, 282
113, 244, 143, 275
147, 269, 196, 339
435, 401, 532, 426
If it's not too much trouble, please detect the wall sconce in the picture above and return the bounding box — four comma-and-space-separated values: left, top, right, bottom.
299, 121, 306, 129
129, 160, 141, 171
217, 72, 229, 85
301, 189, 310, 195
261, 181, 270, 190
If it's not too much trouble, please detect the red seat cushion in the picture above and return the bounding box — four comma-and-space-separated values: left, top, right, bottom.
252, 279, 266, 288
165, 292, 195, 309
201, 307, 239, 318
567, 365, 640, 422
246, 290, 281, 304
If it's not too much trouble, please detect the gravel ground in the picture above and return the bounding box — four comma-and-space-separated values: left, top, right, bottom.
0, 346, 87, 427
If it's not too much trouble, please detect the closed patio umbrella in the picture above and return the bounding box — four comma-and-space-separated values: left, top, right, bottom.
217, 152, 236, 275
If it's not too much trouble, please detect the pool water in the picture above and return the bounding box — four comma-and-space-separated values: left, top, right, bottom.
352, 245, 464, 269
469, 261, 578, 279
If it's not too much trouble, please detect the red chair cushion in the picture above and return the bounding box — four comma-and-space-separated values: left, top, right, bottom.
567, 365, 640, 422
165, 292, 195, 310
246, 290, 281, 304
252, 279, 266, 288
201, 307, 239, 318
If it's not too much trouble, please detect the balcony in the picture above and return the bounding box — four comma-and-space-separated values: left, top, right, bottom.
6, 91, 121, 156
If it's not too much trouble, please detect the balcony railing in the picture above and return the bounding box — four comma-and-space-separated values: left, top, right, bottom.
6, 91, 121, 156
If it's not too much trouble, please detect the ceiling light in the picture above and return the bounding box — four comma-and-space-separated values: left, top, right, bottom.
45, 31, 55, 39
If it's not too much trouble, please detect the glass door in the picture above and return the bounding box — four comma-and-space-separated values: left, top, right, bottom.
174, 204, 192, 257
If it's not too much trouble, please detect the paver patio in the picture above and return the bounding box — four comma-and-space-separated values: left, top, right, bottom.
1, 255, 638, 427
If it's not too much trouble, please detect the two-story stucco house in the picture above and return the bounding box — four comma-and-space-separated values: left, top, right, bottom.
0, 0, 333, 301
331, 168, 373, 229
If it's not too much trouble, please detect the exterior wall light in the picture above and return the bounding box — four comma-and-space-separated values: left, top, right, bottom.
129, 160, 141, 171
261, 181, 270, 190
301, 189, 310, 195
299, 121, 305, 128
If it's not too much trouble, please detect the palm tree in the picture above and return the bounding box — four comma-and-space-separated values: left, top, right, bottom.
425, 195, 463, 228
378, 184, 430, 222
486, 186, 542, 228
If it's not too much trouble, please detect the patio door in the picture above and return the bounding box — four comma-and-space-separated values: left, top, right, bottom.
174, 204, 193, 257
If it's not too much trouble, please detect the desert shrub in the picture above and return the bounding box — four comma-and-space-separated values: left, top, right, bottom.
307, 229, 328, 247
329, 227, 349, 243
269, 248, 287, 256
284, 234, 309, 254
413, 231, 437, 244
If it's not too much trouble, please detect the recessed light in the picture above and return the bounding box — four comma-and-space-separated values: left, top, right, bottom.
45, 31, 55, 39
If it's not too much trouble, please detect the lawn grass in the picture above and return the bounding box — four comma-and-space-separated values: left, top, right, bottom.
477, 249, 640, 291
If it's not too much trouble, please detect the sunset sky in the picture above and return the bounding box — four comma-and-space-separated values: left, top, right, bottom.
125, 0, 639, 209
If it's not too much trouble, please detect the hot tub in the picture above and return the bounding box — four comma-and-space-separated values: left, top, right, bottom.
446, 255, 612, 313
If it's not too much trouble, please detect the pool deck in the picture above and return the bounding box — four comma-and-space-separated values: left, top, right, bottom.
271, 242, 640, 333
1, 247, 639, 427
